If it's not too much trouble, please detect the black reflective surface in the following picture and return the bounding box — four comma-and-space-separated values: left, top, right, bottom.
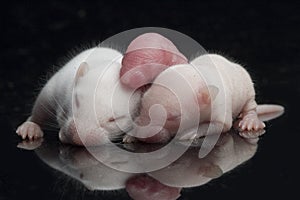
18, 131, 257, 198
1, 1, 298, 199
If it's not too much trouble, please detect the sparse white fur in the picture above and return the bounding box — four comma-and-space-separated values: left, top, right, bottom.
16, 47, 141, 145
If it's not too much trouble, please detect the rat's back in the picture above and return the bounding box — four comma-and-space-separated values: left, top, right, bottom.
191, 54, 256, 119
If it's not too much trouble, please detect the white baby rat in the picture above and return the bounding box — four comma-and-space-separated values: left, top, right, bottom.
125, 54, 284, 143
16, 47, 141, 146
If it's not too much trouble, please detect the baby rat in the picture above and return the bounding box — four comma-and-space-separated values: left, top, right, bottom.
16, 47, 141, 145
125, 54, 284, 143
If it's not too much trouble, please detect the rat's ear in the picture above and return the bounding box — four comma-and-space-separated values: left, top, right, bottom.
75, 62, 89, 84
197, 85, 219, 105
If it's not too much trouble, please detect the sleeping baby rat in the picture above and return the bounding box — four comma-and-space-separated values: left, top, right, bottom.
16, 47, 141, 145
123, 51, 284, 143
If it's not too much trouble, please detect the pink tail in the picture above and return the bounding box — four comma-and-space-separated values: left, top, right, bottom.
256, 104, 284, 121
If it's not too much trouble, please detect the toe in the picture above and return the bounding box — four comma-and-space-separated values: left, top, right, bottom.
241, 121, 247, 130
28, 126, 35, 140
246, 119, 254, 131
21, 126, 28, 139
16, 126, 20, 134
255, 121, 265, 131
254, 122, 259, 130
238, 121, 246, 131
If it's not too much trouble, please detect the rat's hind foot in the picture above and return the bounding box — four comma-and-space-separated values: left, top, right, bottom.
238, 111, 265, 131
235, 110, 265, 138
16, 121, 44, 140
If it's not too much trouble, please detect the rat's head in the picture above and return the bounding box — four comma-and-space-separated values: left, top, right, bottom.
134, 65, 219, 141
60, 62, 141, 146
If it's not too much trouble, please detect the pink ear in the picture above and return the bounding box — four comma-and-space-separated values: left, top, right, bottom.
75, 62, 89, 84
197, 85, 219, 105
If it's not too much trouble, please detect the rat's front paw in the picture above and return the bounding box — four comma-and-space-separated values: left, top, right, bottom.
16, 121, 44, 140
237, 114, 266, 139
123, 135, 137, 143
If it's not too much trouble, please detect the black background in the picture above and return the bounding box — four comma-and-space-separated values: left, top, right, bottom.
1, 0, 299, 199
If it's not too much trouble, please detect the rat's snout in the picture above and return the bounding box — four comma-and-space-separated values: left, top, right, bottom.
136, 126, 172, 143
99, 116, 133, 135
131, 116, 172, 143
131, 103, 182, 143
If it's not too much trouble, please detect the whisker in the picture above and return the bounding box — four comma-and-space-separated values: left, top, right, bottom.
51, 96, 68, 117
40, 103, 57, 118
42, 122, 60, 128
42, 127, 59, 132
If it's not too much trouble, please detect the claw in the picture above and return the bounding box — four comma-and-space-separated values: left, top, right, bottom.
254, 123, 259, 130
241, 123, 246, 130
238, 120, 242, 127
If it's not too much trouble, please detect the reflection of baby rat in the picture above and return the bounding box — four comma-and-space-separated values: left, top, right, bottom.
16, 47, 141, 145
30, 131, 258, 199
148, 132, 258, 188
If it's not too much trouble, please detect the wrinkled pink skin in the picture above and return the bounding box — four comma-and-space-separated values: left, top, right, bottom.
121, 33, 267, 144
120, 33, 189, 143
120, 33, 188, 89
126, 174, 181, 200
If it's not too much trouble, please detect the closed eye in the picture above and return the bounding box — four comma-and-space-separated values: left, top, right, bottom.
167, 114, 181, 121
108, 115, 126, 123
108, 118, 115, 122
